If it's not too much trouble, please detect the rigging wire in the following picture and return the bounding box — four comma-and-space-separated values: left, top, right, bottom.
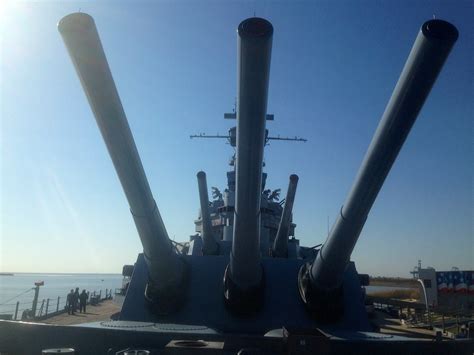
0, 287, 34, 306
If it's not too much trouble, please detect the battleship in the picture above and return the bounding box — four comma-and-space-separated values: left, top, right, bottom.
1, 11, 472, 355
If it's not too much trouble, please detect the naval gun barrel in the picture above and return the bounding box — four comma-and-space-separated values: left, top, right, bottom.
58, 13, 185, 308
197, 171, 219, 254
303, 20, 458, 308
224, 17, 273, 312
272, 174, 299, 257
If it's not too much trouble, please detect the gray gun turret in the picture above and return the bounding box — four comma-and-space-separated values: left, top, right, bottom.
197, 171, 219, 255
223, 17, 273, 314
58, 13, 187, 314
298, 19, 459, 321
52, 12, 463, 349
272, 174, 299, 258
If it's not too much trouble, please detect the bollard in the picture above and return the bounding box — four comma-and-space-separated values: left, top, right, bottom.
14, 301, 19, 320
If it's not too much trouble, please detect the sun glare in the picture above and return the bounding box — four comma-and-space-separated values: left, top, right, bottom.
0, 0, 15, 20
0, 0, 32, 24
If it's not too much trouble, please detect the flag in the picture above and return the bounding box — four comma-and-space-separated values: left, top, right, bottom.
453, 271, 467, 293
447, 272, 453, 293
468, 272, 474, 295
437, 272, 447, 293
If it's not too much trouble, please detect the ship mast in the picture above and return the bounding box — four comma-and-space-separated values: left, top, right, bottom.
190, 112, 307, 146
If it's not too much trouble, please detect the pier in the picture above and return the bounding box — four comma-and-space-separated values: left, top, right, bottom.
367, 295, 426, 310
368, 295, 474, 339
0, 286, 116, 322
41, 299, 120, 325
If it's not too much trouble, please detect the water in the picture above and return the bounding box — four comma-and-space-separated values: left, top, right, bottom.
0, 273, 122, 316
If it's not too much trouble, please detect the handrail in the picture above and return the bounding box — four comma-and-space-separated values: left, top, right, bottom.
0, 288, 114, 320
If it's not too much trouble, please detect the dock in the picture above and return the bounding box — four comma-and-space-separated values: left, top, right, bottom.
372, 310, 438, 339
366, 295, 426, 310
41, 300, 120, 325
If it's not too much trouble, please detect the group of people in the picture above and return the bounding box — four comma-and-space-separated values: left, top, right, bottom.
66, 288, 89, 315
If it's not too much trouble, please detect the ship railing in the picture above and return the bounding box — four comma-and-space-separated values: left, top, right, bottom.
0, 300, 34, 321
0, 288, 114, 321
115, 287, 126, 296
405, 307, 474, 330
371, 298, 474, 335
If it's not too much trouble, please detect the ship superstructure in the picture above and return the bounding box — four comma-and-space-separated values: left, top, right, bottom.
190, 114, 306, 257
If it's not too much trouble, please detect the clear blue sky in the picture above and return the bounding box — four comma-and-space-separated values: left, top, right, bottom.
1, 1, 472, 276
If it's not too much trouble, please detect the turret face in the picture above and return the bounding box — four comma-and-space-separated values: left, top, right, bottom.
58, 12, 186, 314
224, 17, 273, 313
299, 19, 458, 321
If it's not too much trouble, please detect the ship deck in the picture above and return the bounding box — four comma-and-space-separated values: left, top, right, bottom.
40, 300, 120, 326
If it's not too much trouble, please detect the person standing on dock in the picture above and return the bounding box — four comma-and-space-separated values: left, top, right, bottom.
79, 289, 88, 313
66, 289, 74, 315
73, 287, 80, 313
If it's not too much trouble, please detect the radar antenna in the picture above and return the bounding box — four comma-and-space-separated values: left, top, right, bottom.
190, 110, 307, 146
